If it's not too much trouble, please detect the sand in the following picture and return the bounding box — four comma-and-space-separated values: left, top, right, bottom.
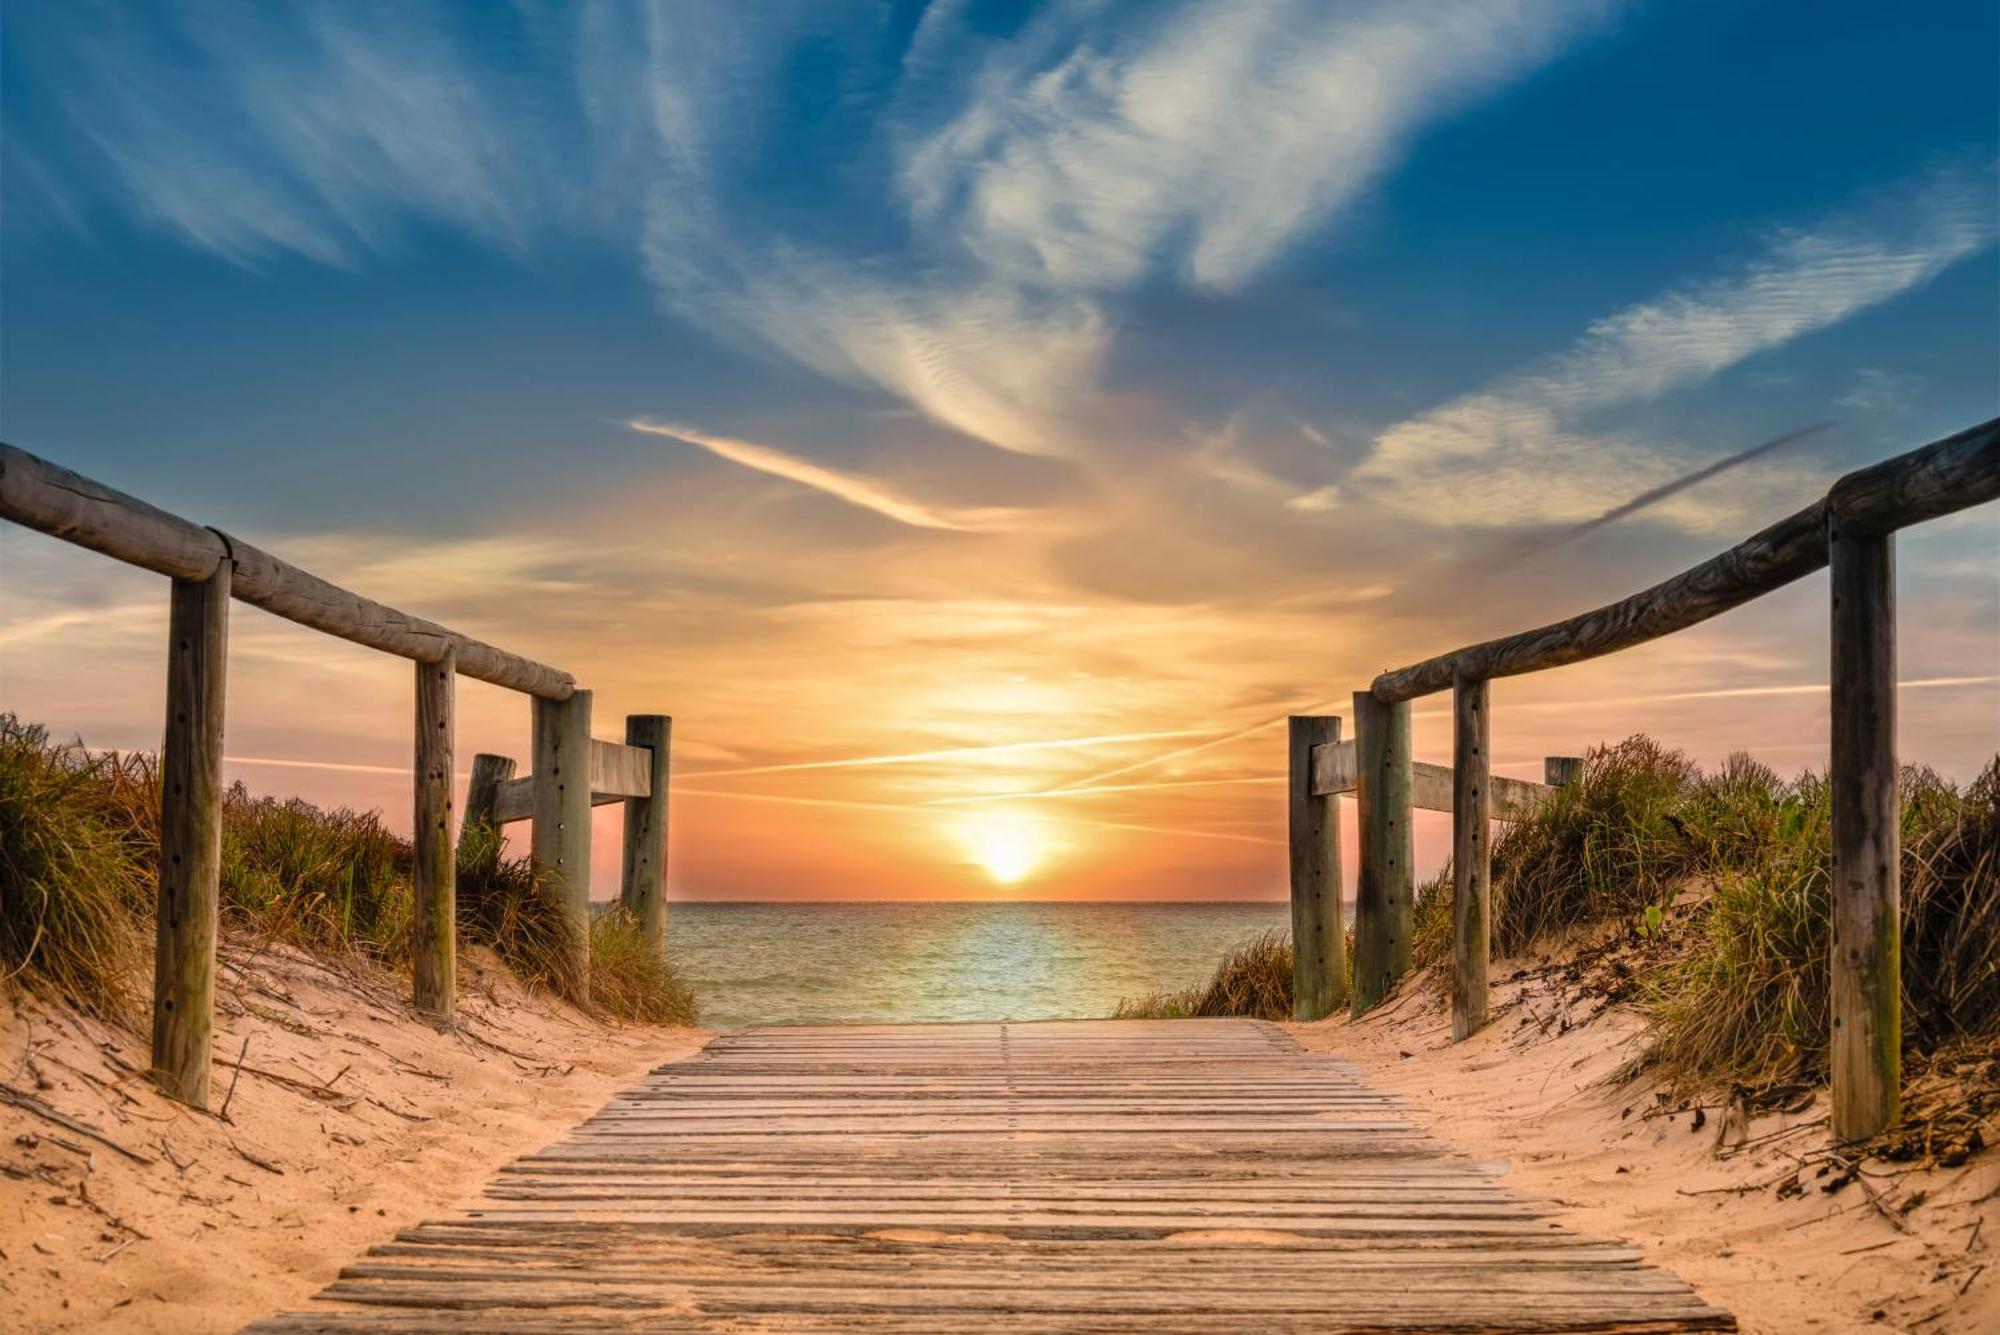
1292, 957, 1999, 1334
0, 941, 706, 1334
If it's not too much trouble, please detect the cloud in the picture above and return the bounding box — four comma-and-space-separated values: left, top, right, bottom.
631, 420, 1033, 531
44, 5, 536, 267
904, 0, 1614, 292
1357, 163, 1999, 527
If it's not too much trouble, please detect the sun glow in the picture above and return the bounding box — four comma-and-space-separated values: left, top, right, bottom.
955, 812, 1049, 886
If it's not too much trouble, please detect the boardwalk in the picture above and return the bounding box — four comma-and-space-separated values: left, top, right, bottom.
245, 1020, 1731, 1332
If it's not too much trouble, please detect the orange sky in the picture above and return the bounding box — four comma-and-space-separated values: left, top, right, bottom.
4, 495, 1994, 901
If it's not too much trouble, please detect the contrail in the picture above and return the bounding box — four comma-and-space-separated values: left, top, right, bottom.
678, 729, 1209, 780
675, 787, 1283, 847
1497, 422, 1833, 565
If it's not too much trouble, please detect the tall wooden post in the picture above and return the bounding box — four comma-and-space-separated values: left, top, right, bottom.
1829, 513, 1899, 1140
1288, 715, 1346, 1021
412, 648, 456, 1020
619, 714, 671, 958
1544, 756, 1586, 790
1450, 676, 1491, 1041
532, 689, 593, 988
461, 753, 517, 842
1351, 691, 1413, 1016
152, 564, 229, 1108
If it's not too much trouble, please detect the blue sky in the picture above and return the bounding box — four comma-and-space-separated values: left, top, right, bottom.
3, 1, 1996, 899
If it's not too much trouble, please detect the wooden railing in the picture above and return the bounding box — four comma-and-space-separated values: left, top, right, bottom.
0, 443, 673, 1110
1287, 417, 2000, 1141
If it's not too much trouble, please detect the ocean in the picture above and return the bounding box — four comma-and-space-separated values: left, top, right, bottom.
665, 901, 1291, 1030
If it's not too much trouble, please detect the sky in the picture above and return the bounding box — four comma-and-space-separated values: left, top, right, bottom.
2, 0, 1996, 903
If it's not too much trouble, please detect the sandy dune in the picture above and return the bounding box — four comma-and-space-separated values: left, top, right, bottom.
0, 943, 704, 1334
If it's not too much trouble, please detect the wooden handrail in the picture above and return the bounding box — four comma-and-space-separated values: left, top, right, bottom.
1369, 418, 2000, 703
1314, 417, 2000, 1145
0, 442, 575, 700
0, 441, 675, 1110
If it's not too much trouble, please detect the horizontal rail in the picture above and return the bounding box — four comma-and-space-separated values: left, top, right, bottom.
0, 442, 575, 700
1371, 418, 2000, 703
1311, 739, 1553, 821
489, 738, 654, 825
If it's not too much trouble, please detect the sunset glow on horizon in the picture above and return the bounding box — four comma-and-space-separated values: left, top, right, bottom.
2, 3, 1994, 903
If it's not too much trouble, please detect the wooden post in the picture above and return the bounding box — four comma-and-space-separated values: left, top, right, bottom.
1450, 676, 1491, 1041
619, 714, 671, 958
1544, 756, 1585, 789
151, 564, 229, 1108
532, 689, 593, 987
1829, 513, 1899, 1140
412, 648, 455, 1020
461, 753, 517, 841
1350, 691, 1413, 1016
1288, 715, 1346, 1021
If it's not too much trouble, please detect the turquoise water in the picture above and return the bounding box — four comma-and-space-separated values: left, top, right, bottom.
667, 901, 1290, 1029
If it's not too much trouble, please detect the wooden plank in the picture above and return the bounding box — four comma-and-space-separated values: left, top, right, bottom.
412, 648, 456, 1020
488, 739, 652, 826
0, 442, 575, 699
151, 565, 229, 1109
531, 690, 593, 984
1828, 514, 1899, 1140
1350, 691, 1413, 1015
1287, 716, 1345, 1021
242, 1020, 1731, 1333
1451, 677, 1491, 1042
1313, 740, 1551, 822
1370, 417, 1999, 703
460, 754, 516, 840
618, 715, 670, 954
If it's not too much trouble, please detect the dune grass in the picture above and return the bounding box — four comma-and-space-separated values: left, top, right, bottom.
1126, 734, 1998, 1104
1113, 929, 1293, 1020
0, 714, 697, 1026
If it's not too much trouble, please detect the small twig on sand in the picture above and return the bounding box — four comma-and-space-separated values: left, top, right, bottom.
0, 1084, 153, 1164
229, 1142, 284, 1175
218, 1036, 251, 1122
96, 1238, 135, 1263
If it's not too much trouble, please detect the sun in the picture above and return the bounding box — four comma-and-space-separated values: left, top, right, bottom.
955, 812, 1047, 886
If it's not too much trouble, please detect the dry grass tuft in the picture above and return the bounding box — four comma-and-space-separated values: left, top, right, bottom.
0, 717, 699, 1027
0, 718, 154, 1017
1113, 929, 1293, 1021
589, 908, 699, 1026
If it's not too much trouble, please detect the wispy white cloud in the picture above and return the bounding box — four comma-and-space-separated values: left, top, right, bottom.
905, 0, 1615, 293
631, 420, 1034, 531
58, 6, 534, 266
1357, 163, 2000, 527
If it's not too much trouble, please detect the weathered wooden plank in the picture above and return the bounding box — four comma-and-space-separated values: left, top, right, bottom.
1351, 691, 1413, 1015
1370, 417, 1999, 703
1288, 716, 1346, 1021
1313, 741, 1552, 822
412, 648, 456, 1020
460, 754, 516, 841
1452, 677, 1492, 1042
488, 737, 652, 826
151, 566, 229, 1108
619, 715, 670, 954
242, 1020, 1730, 1333
531, 690, 593, 984
1828, 514, 1898, 1141
0, 442, 576, 699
